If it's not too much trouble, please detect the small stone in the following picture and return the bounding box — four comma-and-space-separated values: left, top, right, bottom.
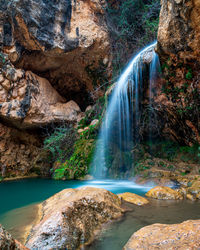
188, 180, 200, 195
186, 193, 196, 201
90, 119, 99, 127
85, 105, 92, 112
196, 192, 200, 199
118, 192, 149, 206
146, 186, 183, 200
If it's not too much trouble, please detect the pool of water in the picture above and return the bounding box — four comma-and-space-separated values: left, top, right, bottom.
0, 178, 154, 216
0, 178, 199, 249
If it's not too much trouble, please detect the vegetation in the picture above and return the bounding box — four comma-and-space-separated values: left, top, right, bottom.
40, 97, 106, 180
106, 0, 160, 75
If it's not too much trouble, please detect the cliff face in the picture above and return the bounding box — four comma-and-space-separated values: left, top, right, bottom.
152, 0, 200, 145
0, 0, 111, 108
0, 0, 111, 178
157, 0, 200, 63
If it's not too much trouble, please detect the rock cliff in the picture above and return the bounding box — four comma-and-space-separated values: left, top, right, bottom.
0, 0, 111, 178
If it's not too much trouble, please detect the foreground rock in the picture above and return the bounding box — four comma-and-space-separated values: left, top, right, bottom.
146, 186, 183, 200
26, 187, 123, 249
123, 220, 200, 250
0, 224, 28, 249
119, 193, 149, 206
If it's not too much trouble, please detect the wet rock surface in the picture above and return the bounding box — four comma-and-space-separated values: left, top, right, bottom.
0, 224, 28, 250
146, 186, 183, 200
118, 192, 149, 206
26, 187, 123, 249
123, 220, 200, 250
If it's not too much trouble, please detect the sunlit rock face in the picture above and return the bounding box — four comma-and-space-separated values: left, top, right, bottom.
0, 0, 111, 107
157, 0, 200, 62
123, 220, 200, 250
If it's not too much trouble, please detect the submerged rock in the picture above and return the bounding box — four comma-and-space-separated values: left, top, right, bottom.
118, 192, 149, 206
0, 224, 28, 250
146, 186, 183, 200
26, 187, 123, 249
123, 220, 200, 250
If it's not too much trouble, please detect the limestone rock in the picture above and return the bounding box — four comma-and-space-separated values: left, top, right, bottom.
123, 220, 200, 250
188, 180, 200, 195
90, 119, 99, 127
1, 0, 112, 105
146, 186, 183, 200
157, 0, 200, 62
0, 122, 43, 178
0, 224, 28, 250
26, 187, 123, 249
0, 59, 81, 129
118, 192, 149, 206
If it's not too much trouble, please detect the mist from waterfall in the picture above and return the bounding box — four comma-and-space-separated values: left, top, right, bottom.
92, 42, 159, 178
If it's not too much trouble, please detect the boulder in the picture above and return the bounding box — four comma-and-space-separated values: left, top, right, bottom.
118, 192, 149, 206
123, 220, 200, 250
26, 187, 123, 249
0, 224, 28, 250
157, 0, 200, 62
146, 186, 183, 200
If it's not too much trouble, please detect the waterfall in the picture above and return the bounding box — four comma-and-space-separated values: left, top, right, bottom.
148, 51, 161, 149
92, 42, 159, 178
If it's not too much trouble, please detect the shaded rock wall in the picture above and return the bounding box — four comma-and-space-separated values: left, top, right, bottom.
0, 0, 112, 108
0, 0, 111, 178
0, 122, 42, 178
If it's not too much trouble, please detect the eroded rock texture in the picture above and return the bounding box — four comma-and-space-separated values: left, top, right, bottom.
0, 122, 42, 178
0, 54, 81, 129
0, 0, 111, 107
123, 220, 200, 250
147, 0, 200, 145
157, 0, 200, 63
0, 224, 28, 250
26, 187, 123, 249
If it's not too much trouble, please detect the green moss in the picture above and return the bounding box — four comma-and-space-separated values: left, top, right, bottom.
54, 139, 95, 180
185, 69, 193, 80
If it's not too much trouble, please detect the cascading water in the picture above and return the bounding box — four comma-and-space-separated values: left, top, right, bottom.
92, 42, 159, 178
148, 51, 161, 147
